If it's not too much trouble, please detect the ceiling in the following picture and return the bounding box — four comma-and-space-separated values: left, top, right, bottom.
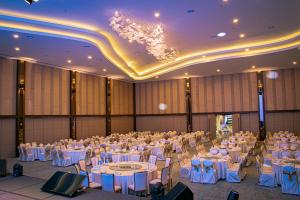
0, 0, 299, 81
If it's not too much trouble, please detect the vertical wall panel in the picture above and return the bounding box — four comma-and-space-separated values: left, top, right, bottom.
25, 118, 69, 144
136, 116, 186, 132
111, 116, 134, 134
76, 117, 106, 139
136, 79, 185, 114
111, 80, 133, 115
76, 73, 105, 115
295, 69, 300, 109
25, 63, 69, 115
0, 58, 16, 115
192, 115, 209, 131
240, 113, 259, 133
0, 119, 16, 158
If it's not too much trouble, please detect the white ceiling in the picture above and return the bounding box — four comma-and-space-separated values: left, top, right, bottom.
0, 0, 299, 81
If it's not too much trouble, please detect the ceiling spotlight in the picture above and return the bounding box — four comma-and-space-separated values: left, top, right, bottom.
223, 0, 229, 2
184, 72, 188, 76
216, 69, 221, 72
239, 33, 245, 38
88, 55, 93, 60
252, 65, 256, 69
293, 61, 297, 65
15, 47, 20, 51
103, 69, 107, 72
154, 12, 160, 18
155, 76, 159, 79
217, 32, 226, 37
202, 55, 206, 58
67, 59, 72, 64
13, 34, 19, 39
245, 48, 250, 52
233, 18, 239, 24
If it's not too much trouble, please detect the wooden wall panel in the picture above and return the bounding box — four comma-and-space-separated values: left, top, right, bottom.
192, 115, 209, 131
240, 113, 259, 133
25, 63, 69, 115
136, 116, 186, 132
111, 80, 133, 115
25, 118, 69, 144
76, 73, 105, 115
76, 117, 106, 139
0, 119, 16, 158
265, 112, 300, 134
0, 57, 16, 115
191, 72, 258, 113
264, 69, 300, 111
111, 116, 134, 134
136, 79, 185, 114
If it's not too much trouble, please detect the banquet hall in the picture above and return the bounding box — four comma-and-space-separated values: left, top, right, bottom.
0, 0, 300, 200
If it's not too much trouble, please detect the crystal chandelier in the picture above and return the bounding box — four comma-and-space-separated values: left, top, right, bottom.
109, 11, 177, 61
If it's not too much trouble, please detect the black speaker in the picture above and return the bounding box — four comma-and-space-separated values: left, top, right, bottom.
164, 182, 193, 200
0, 159, 7, 177
41, 171, 86, 197
13, 163, 23, 177
227, 190, 239, 200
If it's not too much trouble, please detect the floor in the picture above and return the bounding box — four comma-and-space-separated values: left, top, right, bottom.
1, 154, 300, 200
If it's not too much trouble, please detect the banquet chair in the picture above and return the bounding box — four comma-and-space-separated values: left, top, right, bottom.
148, 155, 157, 165
130, 154, 141, 162
128, 171, 148, 196
226, 162, 245, 183
101, 173, 121, 193
79, 171, 102, 189
91, 157, 99, 167
255, 156, 276, 187
58, 150, 72, 167
202, 160, 217, 184
281, 150, 292, 159
281, 166, 299, 195
18, 146, 26, 161
190, 159, 203, 183
79, 160, 87, 171
24, 147, 35, 162
38, 145, 51, 161
112, 154, 121, 163
149, 167, 169, 189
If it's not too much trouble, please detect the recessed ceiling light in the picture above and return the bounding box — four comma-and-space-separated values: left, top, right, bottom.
103, 69, 107, 72
216, 69, 221, 72
155, 76, 159, 79
184, 72, 188, 76
217, 32, 226, 37
24, 0, 38, 4
154, 12, 160, 18
15, 47, 20, 51
245, 48, 250, 51
88, 55, 93, 60
293, 61, 297, 65
13, 34, 19, 39
222, 0, 229, 2
252, 65, 256, 69
233, 18, 239, 24
67, 59, 72, 63
202, 55, 206, 58
239, 33, 245, 38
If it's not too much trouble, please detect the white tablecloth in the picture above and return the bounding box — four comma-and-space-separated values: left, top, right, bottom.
63, 149, 86, 164
30, 147, 44, 160
111, 151, 140, 162
91, 162, 157, 194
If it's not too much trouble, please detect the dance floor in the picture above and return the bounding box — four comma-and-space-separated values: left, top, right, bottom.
0, 155, 299, 200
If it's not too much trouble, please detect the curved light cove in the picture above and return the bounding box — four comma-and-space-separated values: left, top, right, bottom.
0, 9, 300, 80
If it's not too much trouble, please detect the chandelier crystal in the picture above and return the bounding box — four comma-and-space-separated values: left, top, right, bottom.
109, 11, 177, 61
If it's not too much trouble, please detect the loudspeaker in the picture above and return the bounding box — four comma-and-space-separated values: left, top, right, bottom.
13, 163, 23, 177
41, 171, 86, 197
0, 159, 7, 177
227, 190, 239, 200
164, 182, 193, 200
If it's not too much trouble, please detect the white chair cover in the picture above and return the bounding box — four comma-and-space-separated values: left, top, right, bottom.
281, 166, 299, 195
190, 159, 202, 183
202, 160, 217, 184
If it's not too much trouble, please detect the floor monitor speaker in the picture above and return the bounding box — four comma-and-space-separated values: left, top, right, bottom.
41, 171, 86, 197
0, 159, 7, 177
164, 182, 193, 200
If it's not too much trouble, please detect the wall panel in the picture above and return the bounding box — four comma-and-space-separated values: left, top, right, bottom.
240, 113, 259, 133
136, 116, 186, 132
264, 69, 300, 111
25, 118, 69, 144
265, 112, 300, 134
25, 63, 69, 115
192, 115, 209, 131
76, 117, 106, 139
111, 80, 133, 115
0, 119, 16, 158
76, 73, 105, 115
191, 72, 258, 113
111, 116, 134, 134
0, 58, 16, 115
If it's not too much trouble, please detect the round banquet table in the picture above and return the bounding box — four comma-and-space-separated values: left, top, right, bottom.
272, 160, 300, 185
91, 162, 158, 194
30, 147, 44, 160
111, 151, 140, 162
196, 156, 230, 180
63, 149, 86, 164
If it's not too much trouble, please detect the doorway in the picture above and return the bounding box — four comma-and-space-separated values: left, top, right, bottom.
216, 114, 232, 138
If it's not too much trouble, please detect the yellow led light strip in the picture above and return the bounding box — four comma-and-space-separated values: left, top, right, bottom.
1, 9, 300, 80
